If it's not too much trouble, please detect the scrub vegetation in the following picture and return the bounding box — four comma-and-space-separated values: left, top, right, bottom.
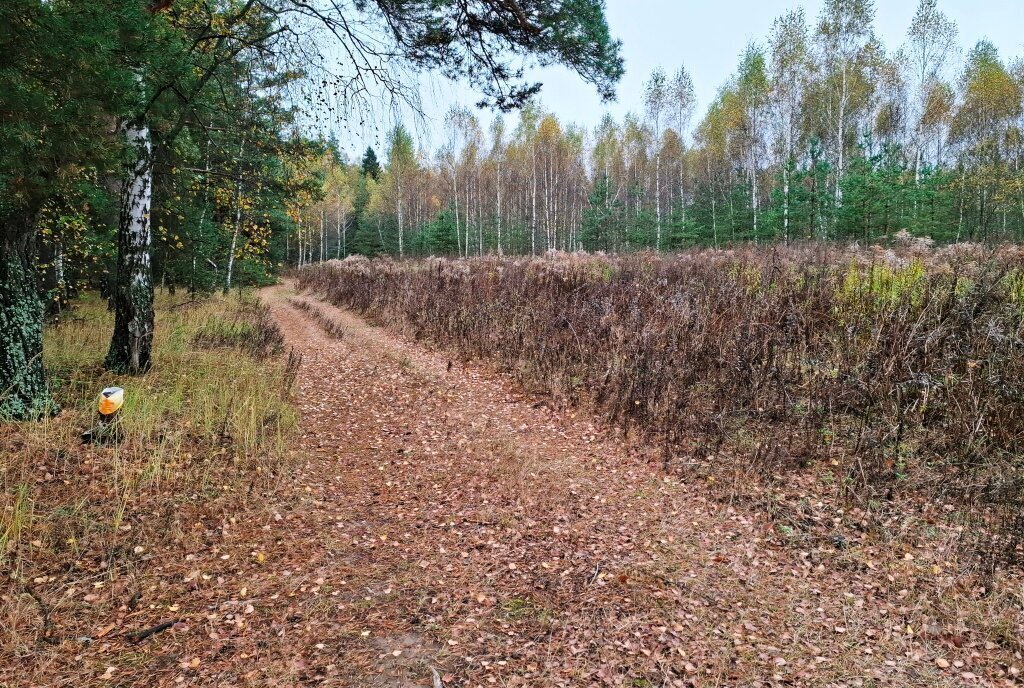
8, 0, 1024, 683
298, 242, 1024, 575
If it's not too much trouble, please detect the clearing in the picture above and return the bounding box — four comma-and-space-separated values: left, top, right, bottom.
10, 282, 1016, 687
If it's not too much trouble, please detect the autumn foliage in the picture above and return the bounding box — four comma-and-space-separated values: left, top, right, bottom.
299, 243, 1024, 570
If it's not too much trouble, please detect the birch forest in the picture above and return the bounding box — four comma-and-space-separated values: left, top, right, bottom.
295, 0, 1024, 259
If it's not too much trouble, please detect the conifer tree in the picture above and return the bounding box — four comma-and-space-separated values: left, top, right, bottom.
0, 0, 144, 418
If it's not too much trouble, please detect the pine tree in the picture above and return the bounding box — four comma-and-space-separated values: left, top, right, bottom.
0, 0, 143, 418
361, 148, 382, 180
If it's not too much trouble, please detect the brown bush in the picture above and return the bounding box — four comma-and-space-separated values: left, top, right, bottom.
299, 246, 1024, 571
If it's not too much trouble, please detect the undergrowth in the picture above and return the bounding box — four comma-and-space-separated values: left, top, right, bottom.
288, 297, 347, 338
0, 291, 298, 657
299, 244, 1024, 576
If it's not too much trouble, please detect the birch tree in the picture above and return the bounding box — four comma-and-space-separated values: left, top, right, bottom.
906, 0, 958, 176
769, 9, 810, 243
817, 0, 877, 209
643, 68, 669, 248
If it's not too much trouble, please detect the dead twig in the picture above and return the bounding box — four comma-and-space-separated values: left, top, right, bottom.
124, 619, 180, 643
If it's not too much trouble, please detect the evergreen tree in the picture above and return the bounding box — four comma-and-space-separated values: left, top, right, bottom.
421, 209, 460, 255
361, 147, 382, 180
581, 174, 625, 252
0, 0, 143, 418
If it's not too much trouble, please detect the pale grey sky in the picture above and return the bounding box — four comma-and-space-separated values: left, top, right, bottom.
331, 0, 1024, 158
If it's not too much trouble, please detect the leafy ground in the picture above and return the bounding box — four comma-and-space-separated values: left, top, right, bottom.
3, 283, 1023, 686
0, 292, 297, 686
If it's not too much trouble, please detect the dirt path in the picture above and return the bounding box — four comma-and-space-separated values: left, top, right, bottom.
174, 283, 987, 687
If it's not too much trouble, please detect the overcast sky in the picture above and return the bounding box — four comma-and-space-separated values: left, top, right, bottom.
329, 0, 1024, 159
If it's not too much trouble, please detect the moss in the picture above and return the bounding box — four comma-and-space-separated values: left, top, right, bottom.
0, 224, 58, 420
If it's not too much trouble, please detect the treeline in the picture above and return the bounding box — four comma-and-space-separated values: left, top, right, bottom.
1, 0, 624, 419
301, 0, 1024, 258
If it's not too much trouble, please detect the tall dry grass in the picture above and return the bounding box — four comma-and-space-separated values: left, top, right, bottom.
299, 244, 1024, 573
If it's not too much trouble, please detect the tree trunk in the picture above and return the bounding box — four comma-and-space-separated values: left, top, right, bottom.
191, 134, 212, 294
225, 135, 247, 295
40, 230, 67, 316
0, 213, 54, 420
397, 195, 404, 258
464, 178, 471, 257
224, 180, 243, 295
531, 153, 538, 255
750, 150, 758, 237
106, 115, 155, 374
453, 168, 461, 257
337, 196, 344, 259
913, 147, 922, 221
835, 62, 847, 213
496, 160, 503, 256
655, 150, 662, 249
782, 162, 791, 244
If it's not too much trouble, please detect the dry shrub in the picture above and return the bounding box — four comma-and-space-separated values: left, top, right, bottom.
300, 245, 1024, 571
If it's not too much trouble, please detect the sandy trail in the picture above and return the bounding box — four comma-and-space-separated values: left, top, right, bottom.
113, 280, 978, 688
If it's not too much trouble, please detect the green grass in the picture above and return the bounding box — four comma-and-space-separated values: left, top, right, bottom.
41, 291, 294, 463
499, 596, 548, 621
0, 288, 298, 594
